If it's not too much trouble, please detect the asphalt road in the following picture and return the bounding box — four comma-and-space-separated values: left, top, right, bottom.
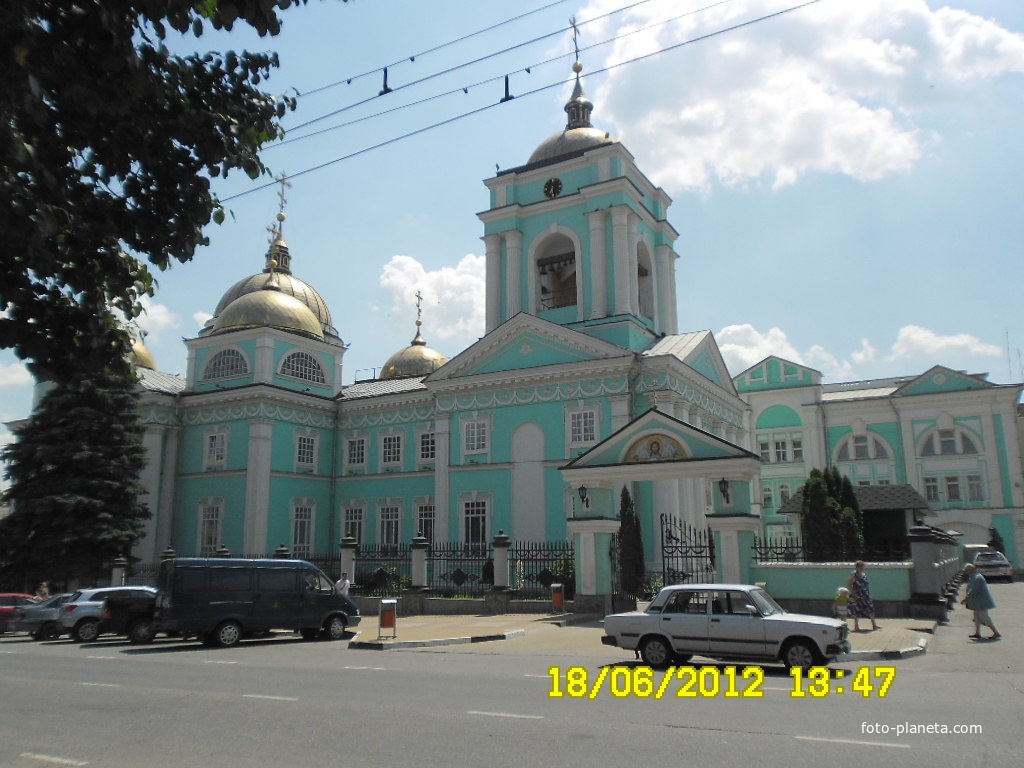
1, 582, 1020, 768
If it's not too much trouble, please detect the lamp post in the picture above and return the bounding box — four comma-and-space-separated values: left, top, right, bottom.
718, 478, 730, 504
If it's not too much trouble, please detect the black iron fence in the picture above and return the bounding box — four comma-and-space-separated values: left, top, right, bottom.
752, 535, 910, 563
661, 514, 716, 585
352, 544, 411, 597
508, 540, 575, 599
426, 541, 493, 596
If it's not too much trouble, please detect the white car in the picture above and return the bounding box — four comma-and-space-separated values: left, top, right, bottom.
602, 583, 850, 669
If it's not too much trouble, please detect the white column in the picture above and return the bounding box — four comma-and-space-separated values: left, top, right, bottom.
587, 210, 608, 319
484, 234, 501, 332
254, 337, 274, 384
156, 426, 179, 554
627, 213, 640, 316
505, 230, 523, 318
612, 207, 631, 315
245, 420, 274, 554
434, 415, 451, 542
655, 244, 674, 334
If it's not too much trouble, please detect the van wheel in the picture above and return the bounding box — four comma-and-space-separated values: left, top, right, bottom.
127, 618, 156, 644
300, 628, 320, 641
73, 618, 100, 643
324, 616, 347, 641
213, 621, 242, 648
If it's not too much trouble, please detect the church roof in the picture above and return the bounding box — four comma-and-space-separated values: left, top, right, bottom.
527, 62, 617, 166
339, 376, 428, 401
777, 484, 931, 515
137, 368, 186, 395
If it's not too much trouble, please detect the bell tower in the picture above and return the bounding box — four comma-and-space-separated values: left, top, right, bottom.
478, 59, 680, 350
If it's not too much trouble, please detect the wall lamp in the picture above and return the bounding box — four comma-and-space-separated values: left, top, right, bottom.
578, 485, 589, 506
718, 478, 731, 504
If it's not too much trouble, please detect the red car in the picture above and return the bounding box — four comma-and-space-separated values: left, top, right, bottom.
0, 593, 40, 633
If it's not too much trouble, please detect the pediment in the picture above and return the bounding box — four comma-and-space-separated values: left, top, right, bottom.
733, 356, 822, 393
644, 331, 737, 394
894, 365, 992, 397
429, 313, 628, 380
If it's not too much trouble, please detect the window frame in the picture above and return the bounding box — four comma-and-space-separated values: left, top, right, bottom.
464, 419, 488, 455
291, 502, 315, 559
343, 506, 364, 544
279, 350, 326, 384
202, 348, 249, 381
198, 498, 223, 556
378, 505, 401, 547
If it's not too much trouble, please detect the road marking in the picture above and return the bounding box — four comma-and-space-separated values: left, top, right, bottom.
468, 711, 544, 720
203, 660, 240, 665
85, 656, 115, 660
762, 686, 793, 692
523, 674, 549, 678
343, 665, 387, 671
79, 682, 119, 688
243, 694, 299, 702
796, 736, 909, 749
20, 752, 89, 766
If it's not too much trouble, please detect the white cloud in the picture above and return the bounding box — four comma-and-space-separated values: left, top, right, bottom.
0, 361, 32, 389
194, 311, 213, 329
378, 254, 486, 350
136, 296, 180, 340
579, 0, 1024, 189
716, 323, 803, 371
851, 338, 877, 365
888, 324, 1002, 360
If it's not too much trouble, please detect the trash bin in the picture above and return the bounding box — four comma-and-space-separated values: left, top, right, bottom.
551, 583, 564, 613
378, 598, 398, 639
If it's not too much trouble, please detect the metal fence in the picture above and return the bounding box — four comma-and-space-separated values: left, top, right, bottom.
351, 544, 411, 597
752, 535, 910, 563
426, 541, 493, 597
508, 540, 575, 599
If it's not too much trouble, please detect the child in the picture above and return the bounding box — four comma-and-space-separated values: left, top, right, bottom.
833, 586, 850, 621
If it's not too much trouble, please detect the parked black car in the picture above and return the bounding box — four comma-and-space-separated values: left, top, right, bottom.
101, 591, 158, 643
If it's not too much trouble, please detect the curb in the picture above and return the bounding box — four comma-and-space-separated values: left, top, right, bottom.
841, 635, 929, 662
348, 628, 526, 650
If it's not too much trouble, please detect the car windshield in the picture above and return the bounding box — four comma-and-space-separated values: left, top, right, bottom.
977, 554, 1006, 564
749, 588, 784, 616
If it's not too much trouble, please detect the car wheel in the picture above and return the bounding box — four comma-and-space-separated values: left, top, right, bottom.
73, 618, 100, 643
213, 621, 242, 648
639, 636, 673, 668
127, 618, 156, 644
782, 639, 820, 669
38, 622, 61, 641
324, 616, 347, 641
300, 628, 320, 641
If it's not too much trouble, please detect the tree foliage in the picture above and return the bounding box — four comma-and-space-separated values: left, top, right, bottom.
617, 486, 645, 597
0, 373, 149, 589
0, 0, 333, 384
800, 468, 863, 561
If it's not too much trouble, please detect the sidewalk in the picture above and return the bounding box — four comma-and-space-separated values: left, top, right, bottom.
348, 612, 936, 661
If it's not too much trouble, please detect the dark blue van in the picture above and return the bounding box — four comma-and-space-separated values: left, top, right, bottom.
154, 558, 360, 647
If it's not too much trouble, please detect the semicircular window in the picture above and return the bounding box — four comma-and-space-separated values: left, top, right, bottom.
280, 351, 326, 384
919, 427, 979, 456
835, 434, 891, 462
203, 349, 249, 380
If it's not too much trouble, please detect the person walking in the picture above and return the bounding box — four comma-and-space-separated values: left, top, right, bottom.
847, 560, 879, 632
335, 572, 351, 597
962, 562, 1001, 640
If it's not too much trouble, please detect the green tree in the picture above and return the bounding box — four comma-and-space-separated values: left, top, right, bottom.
988, 526, 1006, 554
1, 0, 336, 385
617, 487, 645, 597
0, 372, 149, 589
801, 468, 863, 561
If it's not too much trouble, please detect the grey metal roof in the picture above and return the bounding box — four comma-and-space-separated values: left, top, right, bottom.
778, 484, 931, 515
339, 376, 428, 401
137, 369, 186, 395
641, 330, 710, 360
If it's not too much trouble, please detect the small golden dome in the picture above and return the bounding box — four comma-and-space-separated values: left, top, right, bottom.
528, 64, 616, 165
380, 325, 448, 380
210, 289, 325, 341
128, 338, 157, 370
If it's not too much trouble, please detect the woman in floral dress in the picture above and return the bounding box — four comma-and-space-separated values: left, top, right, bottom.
847, 560, 879, 631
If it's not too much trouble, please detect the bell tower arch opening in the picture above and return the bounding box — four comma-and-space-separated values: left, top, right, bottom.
535, 233, 578, 312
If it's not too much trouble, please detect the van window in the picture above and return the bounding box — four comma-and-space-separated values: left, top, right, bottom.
257, 569, 297, 592
209, 568, 251, 591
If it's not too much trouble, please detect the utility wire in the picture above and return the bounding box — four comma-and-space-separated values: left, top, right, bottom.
222, 0, 825, 203
278, 0, 736, 147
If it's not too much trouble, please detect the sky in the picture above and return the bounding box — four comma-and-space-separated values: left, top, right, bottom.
2, 0, 1023, 488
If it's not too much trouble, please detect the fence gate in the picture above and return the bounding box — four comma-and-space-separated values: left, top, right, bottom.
660, 514, 716, 585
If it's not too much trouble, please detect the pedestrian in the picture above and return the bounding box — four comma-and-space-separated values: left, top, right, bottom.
847, 560, 879, 632
36, 581, 51, 599
962, 563, 1001, 640
335, 571, 351, 597
833, 586, 850, 621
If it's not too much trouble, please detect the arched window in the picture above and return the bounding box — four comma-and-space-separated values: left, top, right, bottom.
280, 351, 325, 384
779, 484, 791, 505
203, 349, 248, 380
762, 486, 774, 509
835, 434, 891, 462
919, 428, 979, 456
535, 234, 577, 311
637, 244, 655, 321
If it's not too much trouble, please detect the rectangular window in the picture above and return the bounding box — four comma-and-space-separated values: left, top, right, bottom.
792, 439, 803, 462
853, 435, 869, 460
570, 410, 596, 445
945, 476, 961, 502
382, 434, 402, 465
292, 505, 313, 559
419, 432, 436, 461
774, 440, 788, 463
465, 421, 488, 453
967, 474, 984, 502
924, 477, 939, 502
206, 433, 225, 467
347, 438, 366, 466
379, 506, 400, 546
296, 435, 316, 467
464, 500, 487, 547
343, 508, 364, 544
199, 503, 221, 555
417, 504, 435, 544
759, 441, 771, 462
939, 430, 957, 455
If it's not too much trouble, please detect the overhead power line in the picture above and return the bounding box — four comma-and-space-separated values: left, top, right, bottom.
221, 0, 826, 203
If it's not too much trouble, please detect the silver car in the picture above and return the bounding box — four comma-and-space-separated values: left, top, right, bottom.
602, 583, 850, 669
973, 551, 1013, 582
9, 593, 73, 640
60, 586, 157, 642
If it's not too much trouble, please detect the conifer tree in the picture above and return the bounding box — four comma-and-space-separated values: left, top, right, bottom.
0, 371, 148, 589
618, 486, 646, 597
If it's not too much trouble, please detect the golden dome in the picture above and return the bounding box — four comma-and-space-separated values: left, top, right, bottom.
208, 235, 340, 342
380, 324, 448, 380
528, 64, 616, 165
128, 337, 157, 370
210, 288, 325, 341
